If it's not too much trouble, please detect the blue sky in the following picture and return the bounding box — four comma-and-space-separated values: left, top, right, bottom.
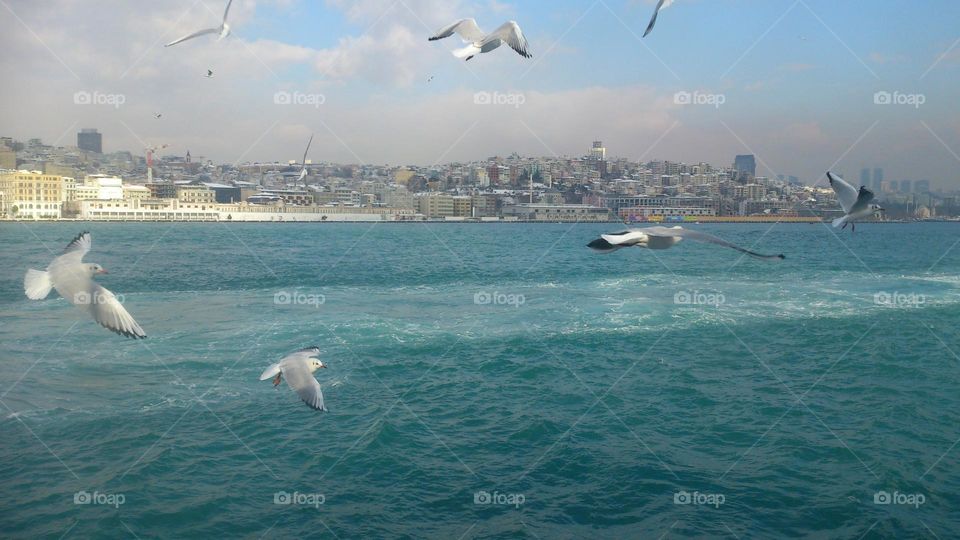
2, 0, 959, 187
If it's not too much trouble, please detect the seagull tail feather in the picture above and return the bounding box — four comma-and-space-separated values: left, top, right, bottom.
24, 269, 53, 300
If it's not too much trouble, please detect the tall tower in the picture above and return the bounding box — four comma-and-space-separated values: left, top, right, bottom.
77, 129, 102, 153
873, 168, 884, 192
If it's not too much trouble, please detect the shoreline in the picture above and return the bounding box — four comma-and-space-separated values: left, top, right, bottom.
0, 218, 952, 225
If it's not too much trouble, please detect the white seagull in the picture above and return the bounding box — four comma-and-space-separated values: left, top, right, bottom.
165, 0, 234, 48
259, 347, 328, 412
428, 19, 531, 61
588, 225, 785, 260
298, 134, 314, 183
827, 172, 884, 232
644, 0, 674, 38
24, 232, 146, 339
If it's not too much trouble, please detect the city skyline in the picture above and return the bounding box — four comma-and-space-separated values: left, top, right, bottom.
1, 0, 960, 187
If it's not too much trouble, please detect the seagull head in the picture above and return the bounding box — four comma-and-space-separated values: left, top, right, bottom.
219, 23, 231, 40
88, 263, 108, 275
870, 204, 885, 214
309, 359, 326, 372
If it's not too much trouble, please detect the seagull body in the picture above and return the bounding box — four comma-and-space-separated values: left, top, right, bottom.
165, 0, 233, 47
154, 113, 162, 119
827, 172, 883, 232
259, 347, 328, 411
23, 232, 146, 339
206, 69, 214, 78
428, 19, 531, 61
298, 134, 314, 183
644, 0, 674, 38
588, 225, 785, 260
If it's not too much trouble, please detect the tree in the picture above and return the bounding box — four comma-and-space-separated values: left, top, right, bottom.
10, 205, 18, 217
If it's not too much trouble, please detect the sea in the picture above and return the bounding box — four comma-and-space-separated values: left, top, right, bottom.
0, 222, 958, 538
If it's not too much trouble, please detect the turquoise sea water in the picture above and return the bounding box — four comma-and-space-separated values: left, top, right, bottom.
1, 222, 959, 538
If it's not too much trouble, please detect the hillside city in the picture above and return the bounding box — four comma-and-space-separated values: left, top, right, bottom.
0, 130, 955, 223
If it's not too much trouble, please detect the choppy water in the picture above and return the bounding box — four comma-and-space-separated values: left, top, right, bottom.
1, 222, 958, 538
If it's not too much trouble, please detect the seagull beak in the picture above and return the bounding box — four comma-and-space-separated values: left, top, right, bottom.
97, 268, 109, 274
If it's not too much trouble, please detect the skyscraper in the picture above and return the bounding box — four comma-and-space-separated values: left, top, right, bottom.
914, 180, 930, 193
77, 128, 102, 153
900, 180, 912, 193
872, 168, 884, 193
860, 168, 871, 187
734, 155, 756, 176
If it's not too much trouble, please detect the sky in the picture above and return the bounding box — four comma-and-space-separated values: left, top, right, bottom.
2, 0, 960, 187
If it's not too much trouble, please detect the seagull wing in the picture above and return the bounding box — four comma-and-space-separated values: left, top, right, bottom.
600, 229, 648, 246
281, 356, 326, 411
644, 0, 667, 37
301, 134, 314, 167
643, 226, 785, 260
485, 21, 532, 58
429, 18, 485, 42
165, 27, 220, 47
849, 186, 876, 214
222, 0, 234, 24
87, 283, 147, 339
827, 172, 859, 213
57, 231, 93, 266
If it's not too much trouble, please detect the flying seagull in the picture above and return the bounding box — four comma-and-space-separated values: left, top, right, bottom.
206, 69, 214, 78
298, 134, 314, 182
165, 0, 233, 47
588, 226, 785, 260
429, 19, 531, 61
154, 113, 162, 119
644, 0, 674, 38
259, 347, 328, 411
24, 232, 146, 339
827, 172, 883, 232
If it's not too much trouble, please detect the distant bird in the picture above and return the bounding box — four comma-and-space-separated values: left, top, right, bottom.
427, 75, 434, 83
206, 69, 214, 78
643, 0, 674, 38
165, 0, 233, 47
298, 134, 314, 182
429, 19, 531, 61
24, 232, 146, 339
154, 113, 162, 119
827, 172, 883, 232
588, 226, 785, 260
259, 347, 328, 411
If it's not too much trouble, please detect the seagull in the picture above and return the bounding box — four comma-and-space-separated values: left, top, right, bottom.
259, 347, 328, 411
588, 225, 785, 260
428, 19, 531, 61
206, 69, 214, 78
154, 113, 162, 119
298, 134, 313, 183
827, 172, 884, 232
643, 0, 674, 38
165, 0, 233, 47
23, 232, 146, 339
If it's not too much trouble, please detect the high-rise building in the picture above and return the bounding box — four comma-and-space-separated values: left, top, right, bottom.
860, 168, 871, 187
0, 171, 64, 219
77, 128, 102, 153
899, 180, 912, 193
734, 155, 756, 176
914, 180, 931, 193
873, 168, 884, 193
590, 141, 607, 161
